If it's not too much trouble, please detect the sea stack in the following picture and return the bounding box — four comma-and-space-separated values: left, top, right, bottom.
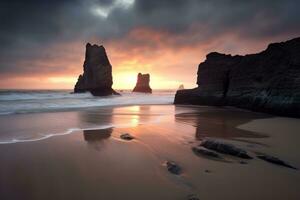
174, 37, 300, 117
178, 84, 184, 90
132, 73, 152, 93
74, 43, 118, 96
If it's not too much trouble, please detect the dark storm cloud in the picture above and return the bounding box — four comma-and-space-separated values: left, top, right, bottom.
129, 0, 300, 40
0, 0, 300, 76
94, 0, 116, 6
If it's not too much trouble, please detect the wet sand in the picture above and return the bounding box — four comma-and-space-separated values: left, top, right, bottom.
0, 105, 299, 200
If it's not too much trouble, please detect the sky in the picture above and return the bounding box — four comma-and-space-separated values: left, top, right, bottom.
0, 0, 300, 90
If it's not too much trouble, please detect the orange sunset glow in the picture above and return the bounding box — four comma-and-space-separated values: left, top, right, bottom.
0, 28, 288, 90
1, 1, 299, 90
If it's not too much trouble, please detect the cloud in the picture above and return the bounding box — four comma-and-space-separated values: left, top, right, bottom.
2, 0, 299, 47
0, 0, 300, 88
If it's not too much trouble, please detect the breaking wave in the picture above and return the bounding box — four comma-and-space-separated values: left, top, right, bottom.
0, 90, 175, 115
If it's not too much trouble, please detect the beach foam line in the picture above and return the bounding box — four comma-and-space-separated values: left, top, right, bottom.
0, 115, 165, 145
0, 111, 15, 115
0, 91, 175, 116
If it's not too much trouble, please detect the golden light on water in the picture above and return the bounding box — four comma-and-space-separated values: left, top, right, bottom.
0, 28, 205, 90
130, 117, 139, 127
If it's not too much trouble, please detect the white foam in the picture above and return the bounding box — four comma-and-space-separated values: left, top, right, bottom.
0, 90, 175, 115
0, 114, 164, 145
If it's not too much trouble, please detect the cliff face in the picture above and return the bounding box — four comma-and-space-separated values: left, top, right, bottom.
74, 43, 118, 96
174, 37, 300, 117
132, 73, 152, 93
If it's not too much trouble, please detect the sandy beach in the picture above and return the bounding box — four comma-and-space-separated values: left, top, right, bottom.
0, 105, 299, 200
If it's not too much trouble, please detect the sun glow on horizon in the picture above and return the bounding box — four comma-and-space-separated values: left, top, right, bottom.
112, 71, 186, 90
48, 77, 76, 84
113, 71, 137, 89
0, 73, 195, 90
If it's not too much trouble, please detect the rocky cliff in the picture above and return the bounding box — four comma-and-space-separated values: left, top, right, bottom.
132, 73, 152, 93
174, 37, 300, 117
74, 43, 118, 96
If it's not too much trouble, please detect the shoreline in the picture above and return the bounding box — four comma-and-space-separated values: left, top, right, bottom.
0, 104, 274, 145
0, 104, 284, 145
0, 105, 299, 200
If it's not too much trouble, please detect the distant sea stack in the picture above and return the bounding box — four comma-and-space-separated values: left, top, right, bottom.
178, 84, 184, 90
174, 37, 300, 117
132, 73, 152, 93
74, 43, 119, 96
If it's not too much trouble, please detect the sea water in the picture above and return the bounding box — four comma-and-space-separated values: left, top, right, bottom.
0, 90, 175, 115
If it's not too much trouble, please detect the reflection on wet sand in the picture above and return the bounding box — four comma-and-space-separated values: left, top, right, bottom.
83, 128, 112, 142
175, 106, 269, 140
77, 105, 168, 130
0, 105, 300, 200
83, 128, 113, 151
78, 107, 114, 125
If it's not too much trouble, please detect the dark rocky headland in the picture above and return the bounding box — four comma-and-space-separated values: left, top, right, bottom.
132, 73, 152, 93
174, 37, 300, 117
74, 43, 118, 96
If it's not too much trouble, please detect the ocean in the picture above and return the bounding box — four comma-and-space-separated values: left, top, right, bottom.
0, 89, 175, 115
0, 89, 177, 144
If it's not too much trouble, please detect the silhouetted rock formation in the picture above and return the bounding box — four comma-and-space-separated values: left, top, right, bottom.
166, 161, 182, 175
120, 133, 134, 140
200, 140, 253, 159
174, 37, 300, 117
178, 84, 184, 90
192, 146, 221, 159
257, 154, 297, 170
132, 73, 152, 93
74, 43, 119, 96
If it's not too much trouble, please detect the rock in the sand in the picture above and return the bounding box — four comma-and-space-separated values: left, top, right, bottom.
166, 161, 182, 175
74, 43, 119, 96
257, 154, 297, 170
192, 146, 220, 158
239, 160, 248, 164
187, 194, 200, 200
132, 73, 152, 93
200, 140, 253, 159
120, 133, 134, 140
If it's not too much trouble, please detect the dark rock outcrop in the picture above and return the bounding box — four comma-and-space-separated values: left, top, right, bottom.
132, 73, 152, 93
174, 37, 300, 117
192, 146, 221, 158
166, 161, 182, 175
239, 160, 248, 164
120, 133, 134, 140
257, 154, 297, 170
200, 140, 253, 159
74, 43, 119, 96
187, 194, 200, 200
